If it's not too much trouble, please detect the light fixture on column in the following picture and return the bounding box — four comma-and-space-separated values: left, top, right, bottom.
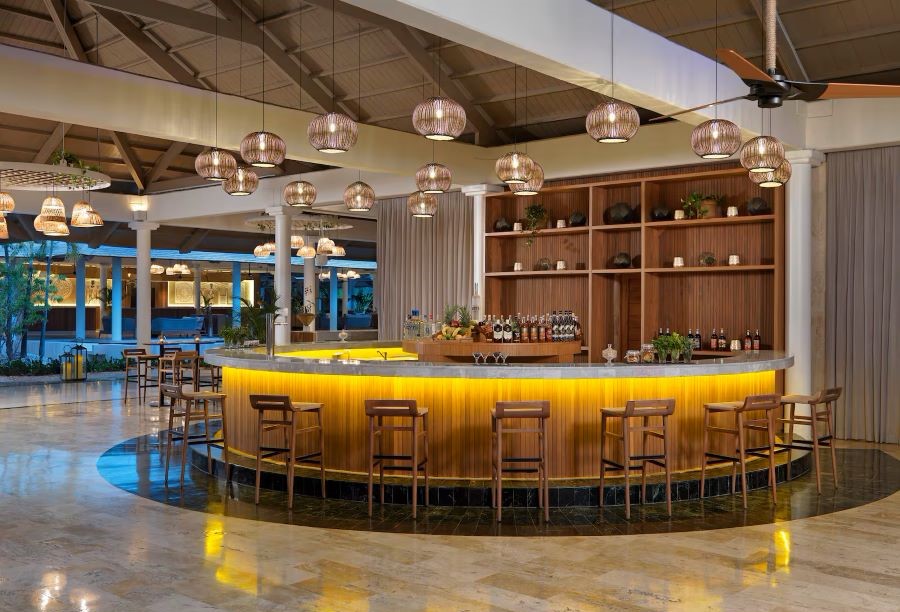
239, 0, 286, 167
344, 181, 375, 212
415, 162, 451, 194
129, 195, 148, 221
585, 1, 639, 144
308, 2, 358, 153
283, 181, 317, 207
408, 191, 438, 218
71, 199, 103, 228
511, 161, 544, 196
318, 270, 331, 281
750, 158, 792, 188
223, 166, 259, 196
0, 215, 7, 240
412, 37, 466, 140
740, 135, 784, 173
40, 196, 69, 236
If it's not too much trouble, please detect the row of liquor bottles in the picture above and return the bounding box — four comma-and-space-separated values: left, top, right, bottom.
654, 327, 762, 351
480, 311, 582, 343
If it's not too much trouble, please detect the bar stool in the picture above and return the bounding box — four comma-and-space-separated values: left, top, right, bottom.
365, 399, 429, 519
701, 394, 781, 508
779, 387, 842, 492
249, 395, 326, 509
158, 350, 198, 405
182, 389, 231, 484
122, 348, 145, 402
599, 398, 675, 519
161, 383, 224, 488
197, 361, 222, 391
491, 400, 550, 522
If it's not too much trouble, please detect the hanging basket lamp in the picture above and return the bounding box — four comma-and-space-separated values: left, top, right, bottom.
71, 200, 104, 228
408, 191, 438, 218
223, 166, 259, 196
412, 96, 466, 141
343, 181, 375, 212
740, 135, 785, 173
495, 151, 535, 185
195, 148, 238, 181
511, 162, 544, 196
586, 100, 640, 143
0, 215, 7, 240
308, 112, 358, 153
283, 180, 317, 207
750, 158, 792, 188
240, 131, 286, 168
691, 119, 741, 159
298, 244, 316, 258
415, 162, 452, 194
0, 191, 14, 214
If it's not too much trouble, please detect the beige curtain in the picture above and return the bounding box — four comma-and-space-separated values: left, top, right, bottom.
375, 190, 473, 340
825, 146, 900, 443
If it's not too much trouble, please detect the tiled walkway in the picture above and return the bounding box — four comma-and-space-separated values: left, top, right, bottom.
0, 381, 898, 611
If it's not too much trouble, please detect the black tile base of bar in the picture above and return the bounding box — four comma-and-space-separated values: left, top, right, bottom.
187, 427, 812, 508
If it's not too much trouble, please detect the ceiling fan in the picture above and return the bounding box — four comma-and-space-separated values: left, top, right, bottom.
652, 0, 900, 122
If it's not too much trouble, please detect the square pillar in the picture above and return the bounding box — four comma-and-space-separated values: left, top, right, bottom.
111, 257, 122, 341
129, 221, 159, 345
74, 256, 86, 340
231, 262, 242, 327
330, 271, 339, 331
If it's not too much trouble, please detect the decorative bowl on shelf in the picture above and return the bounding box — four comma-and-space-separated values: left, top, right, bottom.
493, 217, 513, 232
338, 330, 350, 342
604, 202, 637, 224
747, 197, 771, 216
568, 211, 587, 227
611, 252, 632, 268
650, 205, 672, 221
698, 252, 717, 266
534, 257, 552, 271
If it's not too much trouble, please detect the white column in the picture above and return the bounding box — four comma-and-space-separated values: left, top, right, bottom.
129, 221, 159, 346
267, 206, 292, 345
785, 150, 825, 439
461, 184, 504, 319
303, 256, 316, 332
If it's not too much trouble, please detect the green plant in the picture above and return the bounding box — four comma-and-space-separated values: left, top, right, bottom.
86, 355, 125, 373
350, 290, 373, 314
291, 293, 315, 315
240, 293, 280, 342
221, 325, 249, 347
651, 332, 692, 363
523, 202, 548, 245
680, 192, 707, 219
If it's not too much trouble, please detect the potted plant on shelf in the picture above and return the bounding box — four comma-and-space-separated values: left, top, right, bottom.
651, 332, 693, 363
523, 202, 548, 246
292, 294, 315, 329
680, 192, 724, 219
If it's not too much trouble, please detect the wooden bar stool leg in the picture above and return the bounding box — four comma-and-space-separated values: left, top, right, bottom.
220, 398, 231, 485
286, 413, 296, 510
179, 400, 192, 488
700, 408, 709, 497
542, 418, 549, 522
318, 408, 326, 499
411, 416, 419, 519
423, 413, 429, 507
736, 412, 748, 509
640, 415, 649, 505
786, 403, 795, 479
123, 361, 131, 402
378, 416, 385, 505
826, 403, 839, 488
496, 418, 503, 522
254, 410, 264, 505
623, 417, 631, 520
663, 415, 672, 516
164, 406, 175, 487
490, 416, 496, 509
598, 414, 606, 507
367, 415, 374, 517
202, 398, 213, 474
767, 410, 777, 504
811, 404, 822, 493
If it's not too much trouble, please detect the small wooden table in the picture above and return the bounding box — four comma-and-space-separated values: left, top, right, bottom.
402, 339, 583, 363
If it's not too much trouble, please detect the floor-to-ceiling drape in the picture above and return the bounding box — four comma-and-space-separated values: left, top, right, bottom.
375, 190, 473, 340
825, 146, 900, 443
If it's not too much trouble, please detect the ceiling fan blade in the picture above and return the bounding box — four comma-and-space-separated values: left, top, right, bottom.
648, 95, 750, 122
716, 49, 775, 84
791, 81, 900, 101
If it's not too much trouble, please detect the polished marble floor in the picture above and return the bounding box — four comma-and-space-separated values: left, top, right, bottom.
0, 380, 898, 611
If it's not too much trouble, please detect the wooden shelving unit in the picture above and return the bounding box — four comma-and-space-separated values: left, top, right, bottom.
484, 165, 785, 362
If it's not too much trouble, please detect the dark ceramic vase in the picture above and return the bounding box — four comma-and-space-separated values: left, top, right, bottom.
611, 252, 632, 268
493, 217, 512, 232
650, 205, 671, 221
568, 211, 587, 227
605, 202, 635, 224
747, 197, 771, 216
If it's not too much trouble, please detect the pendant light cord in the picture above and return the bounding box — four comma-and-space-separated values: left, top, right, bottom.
714, 0, 718, 119
331, 0, 336, 113
214, 0, 219, 147
239, 0, 243, 98
610, 0, 615, 100
261, 0, 266, 130
358, 20, 362, 182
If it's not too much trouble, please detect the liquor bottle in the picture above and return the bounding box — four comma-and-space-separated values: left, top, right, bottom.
536, 316, 544, 343
493, 316, 504, 343
521, 315, 530, 343
710, 328, 718, 351
545, 313, 553, 342
657, 327, 663, 339
503, 316, 512, 343
574, 314, 583, 342
718, 328, 727, 351
512, 314, 521, 343
743, 329, 752, 351
665, 327, 671, 337
753, 329, 761, 351
694, 328, 702, 350
686, 329, 694, 347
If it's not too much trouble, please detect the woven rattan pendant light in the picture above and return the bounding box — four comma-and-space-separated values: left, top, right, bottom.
408, 191, 438, 218
412, 36, 466, 140
196, 0, 238, 180
495, 67, 534, 184
511, 69, 544, 196
343, 23, 374, 211
240, 0, 285, 167
586, 0, 639, 143
750, 157, 791, 187
0, 173, 14, 215
309, 0, 358, 153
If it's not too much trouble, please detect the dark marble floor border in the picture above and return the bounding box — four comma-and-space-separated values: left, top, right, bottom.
189, 432, 812, 508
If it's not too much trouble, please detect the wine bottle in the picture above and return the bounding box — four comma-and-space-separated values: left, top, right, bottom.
493, 316, 504, 343
694, 328, 702, 350
710, 328, 718, 351
743, 329, 752, 351
512, 314, 521, 343
503, 317, 512, 343
718, 328, 727, 351
753, 329, 761, 351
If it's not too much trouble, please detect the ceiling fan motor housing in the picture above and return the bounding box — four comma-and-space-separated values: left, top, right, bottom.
749, 75, 791, 108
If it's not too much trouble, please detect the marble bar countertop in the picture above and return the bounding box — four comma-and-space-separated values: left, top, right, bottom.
205, 342, 793, 380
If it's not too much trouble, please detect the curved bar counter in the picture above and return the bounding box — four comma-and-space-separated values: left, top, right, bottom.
205, 343, 792, 480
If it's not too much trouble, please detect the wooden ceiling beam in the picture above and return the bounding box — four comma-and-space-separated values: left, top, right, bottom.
0, 3, 53, 23
42, 0, 87, 61
32, 123, 71, 164
109, 131, 145, 191
95, 7, 204, 87
86, 0, 244, 42
0, 33, 65, 52
178, 229, 210, 253
146, 141, 189, 187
